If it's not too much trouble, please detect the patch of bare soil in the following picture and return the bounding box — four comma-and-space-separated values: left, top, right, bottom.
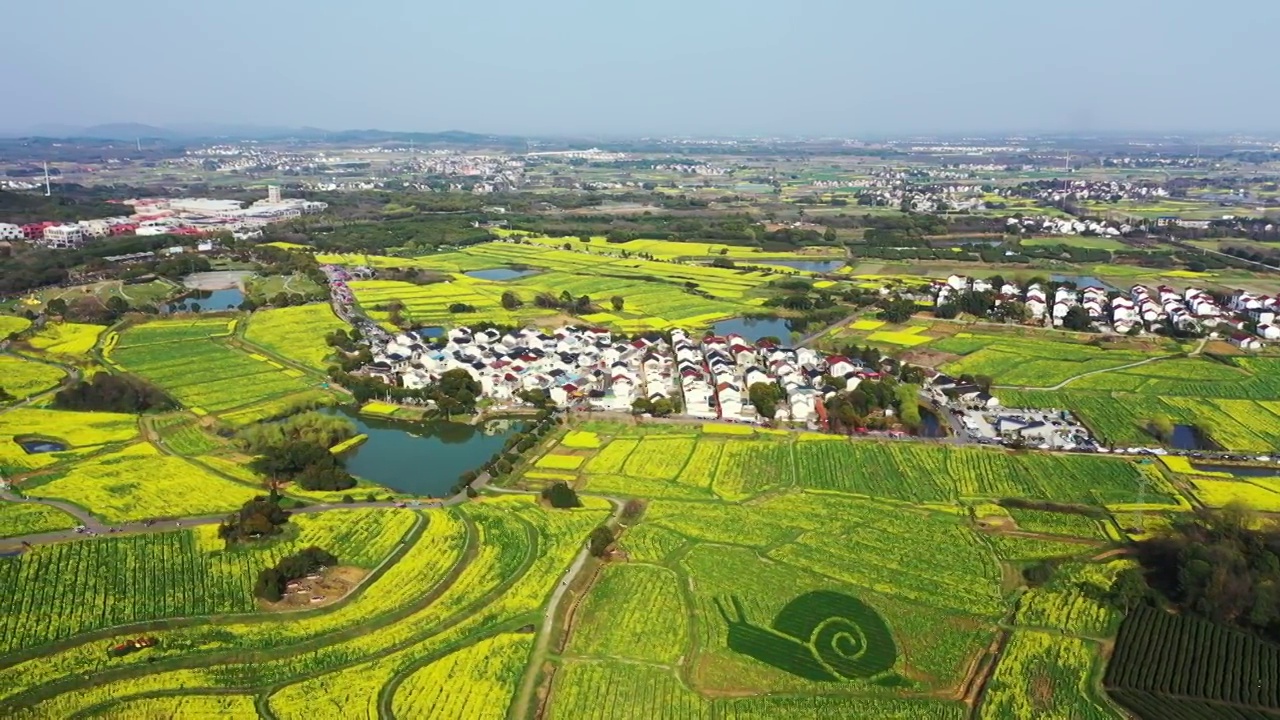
1031, 674, 1054, 708
260, 566, 366, 611
900, 349, 960, 368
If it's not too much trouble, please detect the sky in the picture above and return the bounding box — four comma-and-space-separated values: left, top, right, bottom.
3, 0, 1278, 137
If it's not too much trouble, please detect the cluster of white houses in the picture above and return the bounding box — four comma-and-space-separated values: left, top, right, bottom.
933, 275, 1275, 344
367, 326, 678, 412
364, 325, 891, 422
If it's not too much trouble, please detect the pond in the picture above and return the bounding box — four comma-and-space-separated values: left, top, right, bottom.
917, 407, 945, 438
464, 268, 537, 281
323, 408, 525, 496
711, 316, 795, 343
1169, 424, 1220, 451
181, 287, 245, 312
757, 259, 847, 273
415, 326, 446, 340
17, 438, 68, 454
1050, 275, 1117, 292
1190, 462, 1280, 478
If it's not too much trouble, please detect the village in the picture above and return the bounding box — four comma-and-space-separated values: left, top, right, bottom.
933, 274, 1280, 346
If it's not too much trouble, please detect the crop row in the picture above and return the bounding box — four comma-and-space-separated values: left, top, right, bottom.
0, 509, 411, 656
550, 660, 966, 720
567, 564, 688, 664
114, 318, 233, 348
0, 509, 446, 705
1106, 603, 1280, 710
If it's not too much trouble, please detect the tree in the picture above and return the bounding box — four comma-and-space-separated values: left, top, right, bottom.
1062, 305, 1094, 332
1146, 414, 1176, 442
651, 397, 674, 417
748, 381, 784, 420
588, 526, 615, 558
500, 291, 522, 310
53, 374, 174, 413
541, 481, 582, 508
45, 298, 67, 316
823, 226, 837, 243
610, 295, 625, 312
1106, 567, 1149, 612
631, 397, 653, 415
105, 295, 129, 317
877, 297, 918, 324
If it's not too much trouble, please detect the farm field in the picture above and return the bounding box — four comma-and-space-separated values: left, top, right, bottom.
0, 496, 608, 719
0, 355, 66, 399
999, 355, 1280, 451
242, 303, 347, 371
330, 240, 793, 332
0, 508, 417, 656
491, 229, 844, 261
1105, 603, 1280, 717
107, 317, 329, 421
543, 423, 1178, 507
23, 322, 104, 358
19, 442, 264, 523
0, 407, 139, 475
0, 501, 79, 539
0, 413, 1181, 719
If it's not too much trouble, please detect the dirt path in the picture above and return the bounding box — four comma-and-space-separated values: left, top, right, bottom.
510, 493, 623, 719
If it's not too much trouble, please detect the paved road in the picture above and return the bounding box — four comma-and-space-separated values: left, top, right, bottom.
0, 498, 428, 552
796, 310, 862, 348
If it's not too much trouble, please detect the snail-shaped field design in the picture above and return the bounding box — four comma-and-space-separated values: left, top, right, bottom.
716, 591, 897, 681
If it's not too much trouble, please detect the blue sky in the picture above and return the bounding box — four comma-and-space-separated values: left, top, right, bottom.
3, 0, 1276, 136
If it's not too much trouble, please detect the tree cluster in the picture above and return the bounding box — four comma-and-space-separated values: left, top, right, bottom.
236, 411, 356, 454
542, 481, 582, 509
53, 374, 174, 413
1126, 504, 1280, 642
217, 491, 292, 545
249, 440, 355, 492
253, 546, 339, 602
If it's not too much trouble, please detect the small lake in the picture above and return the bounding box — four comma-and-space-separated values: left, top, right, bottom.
1191, 462, 1280, 478
17, 439, 68, 454
757, 259, 847, 273
1169, 424, 1219, 451
324, 408, 525, 496
182, 287, 245, 311
1050, 275, 1117, 292
415, 326, 446, 339
464, 268, 537, 281
711, 316, 795, 342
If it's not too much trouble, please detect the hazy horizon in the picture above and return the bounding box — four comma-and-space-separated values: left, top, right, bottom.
4, 0, 1278, 137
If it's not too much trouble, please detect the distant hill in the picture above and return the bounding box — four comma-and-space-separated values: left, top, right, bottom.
79, 123, 180, 141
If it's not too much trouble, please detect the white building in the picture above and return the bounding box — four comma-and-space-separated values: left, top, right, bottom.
0, 223, 21, 240
42, 224, 84, 248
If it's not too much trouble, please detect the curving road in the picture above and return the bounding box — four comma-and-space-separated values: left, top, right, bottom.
0, 496, 442, 552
